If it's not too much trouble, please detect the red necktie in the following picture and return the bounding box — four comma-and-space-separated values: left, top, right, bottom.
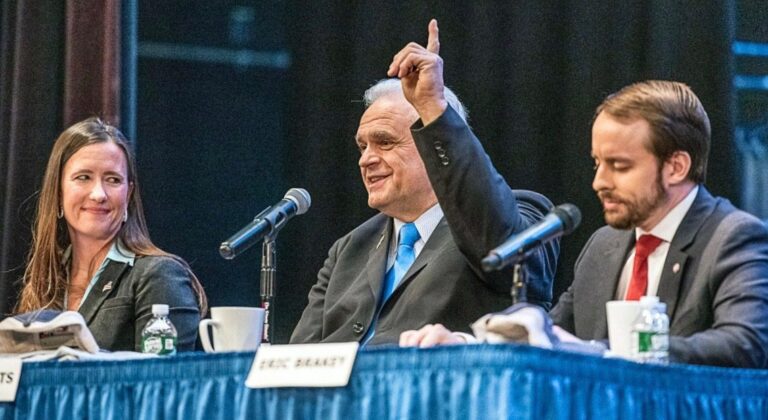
625, 234, 663, 300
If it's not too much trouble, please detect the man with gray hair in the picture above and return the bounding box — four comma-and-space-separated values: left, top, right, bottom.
291, 20, 558, 345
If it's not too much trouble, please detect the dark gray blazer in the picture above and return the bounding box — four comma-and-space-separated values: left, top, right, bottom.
551, 187, 768, 368
291, 106, 558, 345
78, 255, 201, 352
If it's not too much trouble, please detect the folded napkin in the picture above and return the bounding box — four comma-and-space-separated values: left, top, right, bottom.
0, 310, 99, 353
471, 303, 606, 355
471, 303, 560, 348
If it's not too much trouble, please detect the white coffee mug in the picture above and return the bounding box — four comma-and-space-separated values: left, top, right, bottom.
198, 306, 265, 353
605, 300, 643, 358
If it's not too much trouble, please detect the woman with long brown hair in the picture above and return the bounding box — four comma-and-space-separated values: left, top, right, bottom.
16, 117, 207, 352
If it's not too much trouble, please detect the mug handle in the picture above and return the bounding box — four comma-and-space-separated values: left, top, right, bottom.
198, 319, 219, 353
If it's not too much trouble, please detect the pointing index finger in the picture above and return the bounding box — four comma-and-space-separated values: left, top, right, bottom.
426, 19, 440, 54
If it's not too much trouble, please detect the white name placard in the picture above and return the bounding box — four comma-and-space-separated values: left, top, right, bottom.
246, 342, 359, 388
0, 358, 22, 402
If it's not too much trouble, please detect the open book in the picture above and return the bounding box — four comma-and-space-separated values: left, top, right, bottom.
0, 310, 99, 353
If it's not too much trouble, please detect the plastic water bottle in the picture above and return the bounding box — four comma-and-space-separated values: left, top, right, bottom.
141, 304, 178, 355
630, 296, 669, 364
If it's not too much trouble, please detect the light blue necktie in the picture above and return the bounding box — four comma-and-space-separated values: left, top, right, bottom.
381, 222, 420, 304
361, 222, 420, 345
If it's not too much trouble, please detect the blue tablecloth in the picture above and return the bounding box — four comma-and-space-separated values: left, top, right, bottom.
2, 344, 768, 419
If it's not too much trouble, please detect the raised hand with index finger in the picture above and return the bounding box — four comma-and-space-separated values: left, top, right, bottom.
386, 19, 448, 125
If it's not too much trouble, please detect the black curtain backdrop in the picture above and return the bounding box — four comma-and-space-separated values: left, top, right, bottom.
1, 2, 736, 344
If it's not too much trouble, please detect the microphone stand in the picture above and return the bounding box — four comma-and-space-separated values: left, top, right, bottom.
260, 237, 277, 344
511, 263, 527, 304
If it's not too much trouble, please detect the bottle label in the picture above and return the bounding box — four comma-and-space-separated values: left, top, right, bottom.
633, 331, 669, 357
143, 337, 163, 354
142, 335, 177, 356
635, 331, 654, 353
652, 334, 669, 351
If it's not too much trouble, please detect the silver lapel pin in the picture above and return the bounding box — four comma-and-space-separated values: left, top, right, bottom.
102, 281, 113, 292
375, 231, 386, 249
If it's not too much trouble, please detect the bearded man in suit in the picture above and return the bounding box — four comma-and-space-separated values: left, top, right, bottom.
401, 80, 768, 368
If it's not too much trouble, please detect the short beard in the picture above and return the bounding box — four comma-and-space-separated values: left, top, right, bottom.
600, 170, 668, 230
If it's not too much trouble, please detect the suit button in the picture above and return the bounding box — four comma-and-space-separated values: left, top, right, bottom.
352, 322, 364, 334
437, 150, 447, 158
440, 156, 450, 166
433, 141, 443, 148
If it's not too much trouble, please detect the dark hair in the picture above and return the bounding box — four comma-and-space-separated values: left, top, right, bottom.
17, 117, 208, 314
595, 80, 711, 183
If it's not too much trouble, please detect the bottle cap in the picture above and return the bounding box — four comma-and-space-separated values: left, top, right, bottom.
152, 304, 169, 316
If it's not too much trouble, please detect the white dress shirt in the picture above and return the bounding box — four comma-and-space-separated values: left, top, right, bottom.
387, 203, 443, 270
615, 186, 699, 299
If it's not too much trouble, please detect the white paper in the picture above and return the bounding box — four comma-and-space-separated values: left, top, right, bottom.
246, 342, 359, 388
0, 358, 22, 402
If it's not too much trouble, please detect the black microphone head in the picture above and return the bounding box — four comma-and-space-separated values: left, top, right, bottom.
285, 188, 311, 215
552, 203, 581, 235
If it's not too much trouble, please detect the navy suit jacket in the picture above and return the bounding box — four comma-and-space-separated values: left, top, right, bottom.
551, 187, 768, 367
291, 106, 558, 345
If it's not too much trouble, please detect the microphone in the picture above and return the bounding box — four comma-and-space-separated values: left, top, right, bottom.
481, 203, 581, 271
219, 188, 311, 260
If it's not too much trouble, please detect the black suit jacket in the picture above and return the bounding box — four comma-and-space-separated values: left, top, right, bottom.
551, 187, 768, 367
291, 106, 558, 345
78, 255, 201, 352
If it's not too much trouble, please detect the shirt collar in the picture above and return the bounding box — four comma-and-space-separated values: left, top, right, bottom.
62, 238, 136, 267
392, 203, 444, 244
636, 185, 699, 243
108, 239, 136, 266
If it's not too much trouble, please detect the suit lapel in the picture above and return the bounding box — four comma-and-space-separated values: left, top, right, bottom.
657, 249, 688, 320
78, 260, 130, 324
592, 231, 635, 337
365, 218, 392, 305
657, 187, 716, 320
